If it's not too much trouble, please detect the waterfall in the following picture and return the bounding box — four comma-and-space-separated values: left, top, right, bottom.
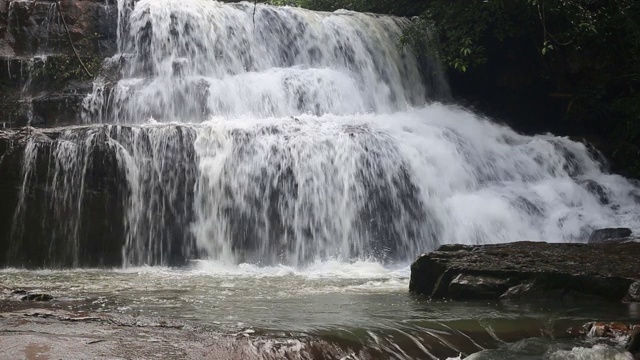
83, 0, 446, 123
2, 0, 639, 268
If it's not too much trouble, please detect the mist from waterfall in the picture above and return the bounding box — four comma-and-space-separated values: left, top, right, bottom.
5, 0, 640, 267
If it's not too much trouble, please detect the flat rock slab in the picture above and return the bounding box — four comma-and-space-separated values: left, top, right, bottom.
0, 309, 357, 360
410, 241, 640, 302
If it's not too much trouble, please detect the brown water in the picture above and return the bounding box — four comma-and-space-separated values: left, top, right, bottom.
1, 261, 638, 359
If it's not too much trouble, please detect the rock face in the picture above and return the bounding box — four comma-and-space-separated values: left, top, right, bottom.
0, 127, 128, 267
410, 241, 640, 302
0, 125, 200, 268
629, 328, 640, 360
0, 0, 117, 127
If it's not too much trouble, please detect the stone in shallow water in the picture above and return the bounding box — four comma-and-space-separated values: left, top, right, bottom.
629, 328, 640, 360
588, 228, 633, 243
20, 293, 53, 302
626, 281, 640, 303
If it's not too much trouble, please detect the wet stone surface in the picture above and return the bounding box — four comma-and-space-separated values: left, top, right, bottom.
0, 306, 364, 360
410, 241, 640, 302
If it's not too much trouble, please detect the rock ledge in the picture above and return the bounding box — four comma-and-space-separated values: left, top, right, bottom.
410, 241, 640, 302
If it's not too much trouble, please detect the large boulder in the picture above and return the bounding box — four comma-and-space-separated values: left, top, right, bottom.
410, 241, 640, 302
588, 228, 633, 243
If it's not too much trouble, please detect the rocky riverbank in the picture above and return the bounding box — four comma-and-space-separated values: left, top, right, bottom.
409, 231, 640, 302
0, 282, 365, 360
0, 307, 358, 360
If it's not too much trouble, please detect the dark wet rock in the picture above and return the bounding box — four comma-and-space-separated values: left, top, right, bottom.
0, 53, 104, 126
1, 0, 117, 128
0, 125, 199, 268
0, 126, 127, 268
626, 281, 640, 303
588, 228, 633, 244
579, 179, 610, 205
410, 241, 640, 302
31, 91, 87, 126
448, 274, 512, 300
3, 0, 117, 57
584, 322, 630, 338
500, 282, 537, 299
629, 328, 640, 360
499, 281, 565, 300
21, 293, 53, 302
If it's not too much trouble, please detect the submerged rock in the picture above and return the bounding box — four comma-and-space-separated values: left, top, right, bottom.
410, 241, 640, 302
585, 322, 630, 338
626, 282, 640, 303
21, 293, 53, 302
564, 322, 640, 360
629, 328, 640, 360
588, 228, 633, 244
579, 179, 611, 205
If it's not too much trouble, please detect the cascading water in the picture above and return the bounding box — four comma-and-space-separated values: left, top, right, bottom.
3, 0, 640, 268
83, 0, 445, 123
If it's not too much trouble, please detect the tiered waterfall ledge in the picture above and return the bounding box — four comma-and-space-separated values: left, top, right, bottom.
410, 240, 640, 302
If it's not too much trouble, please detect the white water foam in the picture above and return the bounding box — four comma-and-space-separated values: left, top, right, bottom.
189, 258, 408, 280
190, 105, 640, 266
0, 259, 410, 294
10, 104, 640, 267
83, 0, 446, 123
549, 345, 633, 360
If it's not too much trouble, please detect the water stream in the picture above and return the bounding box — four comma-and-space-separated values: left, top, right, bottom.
1, 263, 638, 359
2, 0, 640, 358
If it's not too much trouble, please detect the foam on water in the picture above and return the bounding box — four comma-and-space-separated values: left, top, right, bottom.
549, 345, 633, 360
189, 258, 408, 280
0, 257, 407, 280
450, 343, 634, 360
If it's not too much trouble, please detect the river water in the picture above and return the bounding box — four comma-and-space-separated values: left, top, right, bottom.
2, 1, 640, 358
1, 261, 639, 359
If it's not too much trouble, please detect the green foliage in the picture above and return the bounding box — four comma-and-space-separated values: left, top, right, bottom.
403, 0, 640, 177
29, 55, 102, 89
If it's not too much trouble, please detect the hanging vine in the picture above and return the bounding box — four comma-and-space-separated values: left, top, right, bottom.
55, 1, 94, 78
